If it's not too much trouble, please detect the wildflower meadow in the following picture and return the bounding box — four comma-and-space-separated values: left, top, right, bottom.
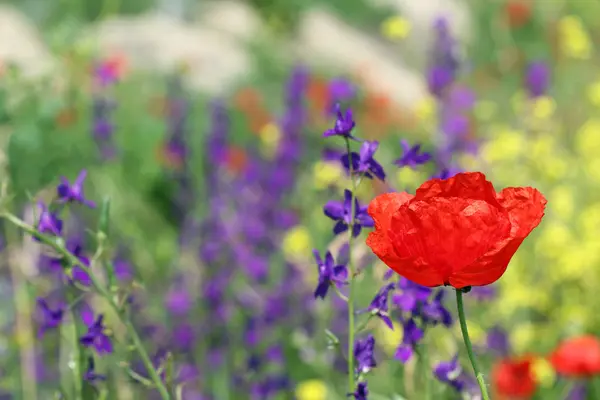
1, 0, 600, 399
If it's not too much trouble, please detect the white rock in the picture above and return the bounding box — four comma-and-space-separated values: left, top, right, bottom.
91, 12, 253, 94
197, 1, 262, 41
0, 5, 53, 78
296, 9, 428, 110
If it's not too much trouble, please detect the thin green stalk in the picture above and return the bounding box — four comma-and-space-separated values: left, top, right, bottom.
345, 138, 356, 394
1, 213, 171, 400
455, 289, 490, 400
3, 221, 37, 400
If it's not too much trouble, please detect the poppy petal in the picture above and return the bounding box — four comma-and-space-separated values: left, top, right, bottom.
496, 186, 547, 238
450, 187, 546, 288
366, 192, 413, 260
415, 172, 501, 207
392, 197, 510, 287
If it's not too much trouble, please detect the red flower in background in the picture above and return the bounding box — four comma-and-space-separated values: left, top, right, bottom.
366, 172, 546, 288
505, 1, 533, 29
492, 356, 536, 399
550, 335, 600, 377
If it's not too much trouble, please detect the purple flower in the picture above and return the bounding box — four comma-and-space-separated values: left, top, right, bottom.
313, 250, 348, 299
566, 383, 587, 400
421, 290, 452, 327
348, 382, 368, 400
56, 170, 96, 207
68, 244, 92, 287
469, 284, 496, 301
525, 61, 550, 98
362, 283, 395, 329
323, 190, 374, 237
323, 104, 358, 140
80, 311, 113, 355
328, 78, 356, 115
165, 286, 192, 315
342, 140, 386, 180
36, 298, 64, 337
392, 277, 432, 313
449, 86, 476, 110
394, 319, 424, 363
354, 335, 376, 374
393, 140, 432, 169
427, 66, 455, 97
434, 355, 472, 393
486, 326, 510, 357
35, 202, 63, 239
83, 357, 106, 382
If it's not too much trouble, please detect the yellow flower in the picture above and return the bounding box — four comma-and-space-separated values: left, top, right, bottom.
381, 16, 412, 40
535, 221, 574, 259
548, 186, 575, 220
531, 96, 556, 120
480, 129, 527, 162
282, 226, 312, 259
295, 380, 328, 400
510, 323, 535, 353
258, 122, 281, 157
396, 167, 427, 189
575, 119, 600, 160
584, 158, 600, 184
453, 320, 484, 343
499, 283, 536, 316
414, 96, 437, 123
587, 80, 600, 106
457, 154, 480, 170
313, 161, 344, 190
577, 203, 600, 238
378, 321, 403, 355
558, 16, 593, 59
531, 358, 556, 388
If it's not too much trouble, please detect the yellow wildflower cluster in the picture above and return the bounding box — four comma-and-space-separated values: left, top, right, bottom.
558, 16, 593, 59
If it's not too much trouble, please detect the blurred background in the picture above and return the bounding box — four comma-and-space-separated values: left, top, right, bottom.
0, 0, 600, 399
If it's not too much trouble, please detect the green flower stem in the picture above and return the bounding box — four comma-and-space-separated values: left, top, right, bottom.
345, 138, 356, 394
1, 213, 172, 400
455, 289, 490, 400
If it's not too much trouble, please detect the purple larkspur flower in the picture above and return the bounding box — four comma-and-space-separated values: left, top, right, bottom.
354, 335, 377, 374
469, 284, 496, 301
35, 202, 63, 239
165, 285, 192, 315
395, 318, 424, 363
449, 86, 476, 110
312, 249, 348, 299
323, 104, 358, 140
80, 311, 113, 355
327, 78, 356, 115
68, 244, 92, 287
427, 66, 455, 97
486, 326, 510, 357
421, 290, 453, 326
393, 277, 432, 313
172, 323, 195, 350
342, 140, 386, 180
348, 382, 368, 400
56, 170, 96, 207
323, 189, 374, 237
83, 357, 106, 382
361, 283, 395, 329
36, 298, 64, 337
525, 61, 550, 98
393, 140, 432, 169
434, 355, 462, 387
566, 383, 587, 400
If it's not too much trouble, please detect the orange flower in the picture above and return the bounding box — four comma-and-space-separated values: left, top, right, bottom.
550, 335, 600, 378
55, 107, 78, 128
224, 146, 248, 175
234, 87, 263, 112
505, 1, 533, 29
492, 356, 536, 399
306, 76, 330, 115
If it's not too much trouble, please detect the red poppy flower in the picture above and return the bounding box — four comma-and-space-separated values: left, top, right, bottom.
366, 172, 546, 288
492, 356, 536, 399
550, 335, 600, 377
